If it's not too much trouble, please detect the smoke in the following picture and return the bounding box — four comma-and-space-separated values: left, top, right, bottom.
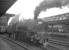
34, 0, 69, 19
34, 7, 41, 19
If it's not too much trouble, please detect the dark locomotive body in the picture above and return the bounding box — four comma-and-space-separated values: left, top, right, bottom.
6, 20, 47, 45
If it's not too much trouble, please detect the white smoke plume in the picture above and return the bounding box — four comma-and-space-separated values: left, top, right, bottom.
34, 0, 69, 19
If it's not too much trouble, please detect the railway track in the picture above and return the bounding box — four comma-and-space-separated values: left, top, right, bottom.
47, 38, 69, 50
2, 37, 29, 50
48, 38, 69, 46
0, 35, 45, 50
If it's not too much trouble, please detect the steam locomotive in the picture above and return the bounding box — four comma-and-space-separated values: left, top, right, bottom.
5, 13, 69, 50
6, 19, 48, 45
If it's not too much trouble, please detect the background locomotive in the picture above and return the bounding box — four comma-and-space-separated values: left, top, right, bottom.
42, 13, 69, 50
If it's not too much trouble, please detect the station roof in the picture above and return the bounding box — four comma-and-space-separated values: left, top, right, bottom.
42, 12, 69, 22
0, 0, 17, 17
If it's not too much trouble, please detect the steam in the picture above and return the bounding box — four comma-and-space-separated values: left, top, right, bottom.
34, 0, 69, 19
8, 14, 20, 26
8, 17, 13, 25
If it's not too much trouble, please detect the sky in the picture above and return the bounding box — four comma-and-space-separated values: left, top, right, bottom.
6, 0, 69, 20
6, 0, 43, 19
